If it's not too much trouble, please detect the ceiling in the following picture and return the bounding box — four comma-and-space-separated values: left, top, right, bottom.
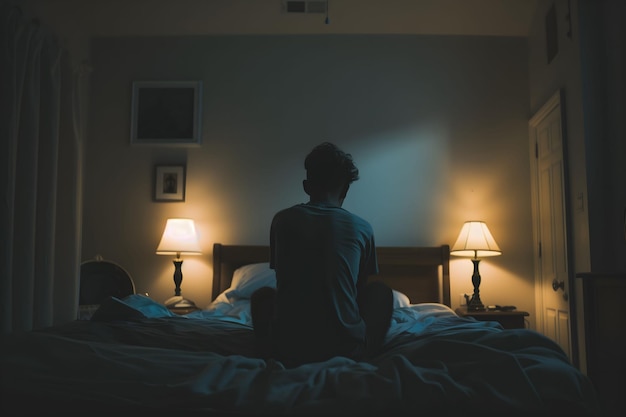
18, 0, 539, 38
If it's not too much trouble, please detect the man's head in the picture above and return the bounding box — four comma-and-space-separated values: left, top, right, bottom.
303, 142, 359, 203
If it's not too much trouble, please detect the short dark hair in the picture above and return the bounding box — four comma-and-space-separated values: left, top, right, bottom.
304, 142, 359, 188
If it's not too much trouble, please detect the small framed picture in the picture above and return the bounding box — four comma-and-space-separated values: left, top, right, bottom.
131, 81, 202, 146
154, 165, 186, 202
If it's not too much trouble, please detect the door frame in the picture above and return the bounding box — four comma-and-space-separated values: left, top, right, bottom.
528, 89, 578, 366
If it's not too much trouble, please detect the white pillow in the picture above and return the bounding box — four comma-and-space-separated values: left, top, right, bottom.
223, 262, 276, 301
392, 289, 411, 308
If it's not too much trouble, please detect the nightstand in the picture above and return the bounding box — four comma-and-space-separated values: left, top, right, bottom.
455, 307, 529, 329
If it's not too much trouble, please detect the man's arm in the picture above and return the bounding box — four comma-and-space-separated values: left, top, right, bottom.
356, 238, 379, 299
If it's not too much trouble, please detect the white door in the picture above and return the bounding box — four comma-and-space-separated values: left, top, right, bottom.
528, 91, 572, 360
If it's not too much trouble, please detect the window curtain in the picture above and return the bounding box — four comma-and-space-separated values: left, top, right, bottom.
0, 3, 84, 334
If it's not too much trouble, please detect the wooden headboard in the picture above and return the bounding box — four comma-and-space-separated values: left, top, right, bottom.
212, 243, 451, 307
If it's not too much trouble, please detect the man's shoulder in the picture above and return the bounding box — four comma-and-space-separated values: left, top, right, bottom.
329, 208, 375, 238
273, 204, 373, 229
273, 204, 305, 217
349, 212, 375, 234
271, 204, 306, 226
337, 207, 371, 224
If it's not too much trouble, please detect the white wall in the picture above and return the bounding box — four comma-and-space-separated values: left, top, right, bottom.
82, 34, 535, 322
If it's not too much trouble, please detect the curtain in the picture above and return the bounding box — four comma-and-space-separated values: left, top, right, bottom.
0, 3, 83, 334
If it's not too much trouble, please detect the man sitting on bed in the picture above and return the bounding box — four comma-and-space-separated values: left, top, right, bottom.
251, 142, 393, 367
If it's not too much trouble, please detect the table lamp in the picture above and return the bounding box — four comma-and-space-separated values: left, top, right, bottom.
156, 218, 201, 308
451, 221, 501, 311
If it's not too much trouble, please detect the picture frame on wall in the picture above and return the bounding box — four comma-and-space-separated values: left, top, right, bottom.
131, 81, 202, 146
154, 165, 186, 202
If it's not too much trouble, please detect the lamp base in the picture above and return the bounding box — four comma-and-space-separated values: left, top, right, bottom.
164, 295, 197, 309
467, 258, 486, 311
467, 296, 485, 311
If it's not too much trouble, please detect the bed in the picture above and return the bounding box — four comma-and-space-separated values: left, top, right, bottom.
0, 244, 600, 416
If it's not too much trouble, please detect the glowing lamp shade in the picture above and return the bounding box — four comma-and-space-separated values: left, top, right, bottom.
451, 221, 501, 258
451, 221, 501, 311
156, 218, 201, 308
156, 218, 202, 257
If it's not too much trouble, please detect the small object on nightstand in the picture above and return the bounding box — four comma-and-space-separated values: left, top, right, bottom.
486, 305, 517, 311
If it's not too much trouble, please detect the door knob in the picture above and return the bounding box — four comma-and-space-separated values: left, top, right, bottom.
552, 278, 565, 292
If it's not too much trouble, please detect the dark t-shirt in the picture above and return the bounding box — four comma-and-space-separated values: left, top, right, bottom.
270, 202, 378, 365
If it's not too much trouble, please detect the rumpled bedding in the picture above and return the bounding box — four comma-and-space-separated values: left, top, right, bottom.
0, 295, 600, 416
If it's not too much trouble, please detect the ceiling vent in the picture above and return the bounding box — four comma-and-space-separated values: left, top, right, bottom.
283, 1, 327, 14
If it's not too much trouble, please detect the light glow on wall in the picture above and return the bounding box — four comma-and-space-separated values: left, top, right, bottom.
343, 125, 451, 246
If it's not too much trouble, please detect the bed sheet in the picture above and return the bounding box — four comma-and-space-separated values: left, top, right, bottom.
0, 295, 599, 416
